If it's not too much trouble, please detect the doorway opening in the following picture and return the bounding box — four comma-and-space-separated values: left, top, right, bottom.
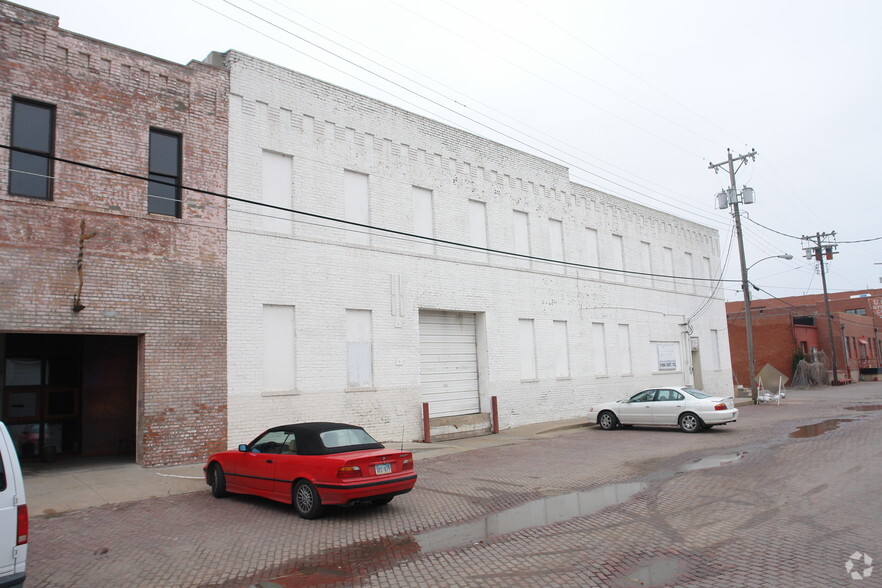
1, 333, 138, 463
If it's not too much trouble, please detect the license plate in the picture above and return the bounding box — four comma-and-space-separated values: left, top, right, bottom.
375, 463, 392, 475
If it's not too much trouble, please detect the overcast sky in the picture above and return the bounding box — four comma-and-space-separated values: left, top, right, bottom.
15, 0, 882, 302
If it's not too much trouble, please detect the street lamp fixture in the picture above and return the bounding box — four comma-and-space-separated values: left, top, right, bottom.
747, 253, 793, 271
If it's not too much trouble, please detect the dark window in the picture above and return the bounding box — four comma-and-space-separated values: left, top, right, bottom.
9, 98, 55, 199
147, 129, 182, 217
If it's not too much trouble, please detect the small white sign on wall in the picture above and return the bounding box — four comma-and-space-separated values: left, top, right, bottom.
656, 342, 679, 371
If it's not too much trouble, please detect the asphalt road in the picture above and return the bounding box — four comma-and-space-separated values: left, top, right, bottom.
27, 383, 882, 587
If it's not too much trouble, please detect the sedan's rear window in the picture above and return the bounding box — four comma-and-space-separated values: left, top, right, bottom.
683, 388, 711, 398
320, 428, 379, 449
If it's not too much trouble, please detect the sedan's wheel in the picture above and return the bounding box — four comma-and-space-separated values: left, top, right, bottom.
598, 411, 619, 431
210, 463, 228, 498
293, 480, 325, 519
678, 413, 702, 433
372, 497, 393, 506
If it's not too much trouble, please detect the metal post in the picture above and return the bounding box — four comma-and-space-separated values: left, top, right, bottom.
491, 396, 499, 434
422, 402, 431, 443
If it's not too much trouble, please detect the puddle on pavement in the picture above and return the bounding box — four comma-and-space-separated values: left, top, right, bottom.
789, 418, 854, 438
247, 483, 647, 587
680, 452, 746, 471
844, 404, 882, 412
416, 482, 646, 552
617, 558, 682, 587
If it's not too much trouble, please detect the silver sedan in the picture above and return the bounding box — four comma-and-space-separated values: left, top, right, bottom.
589, 386, 738, 433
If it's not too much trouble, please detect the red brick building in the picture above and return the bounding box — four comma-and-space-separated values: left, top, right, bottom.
727, 288, 882, 387
0, 2, 228, 465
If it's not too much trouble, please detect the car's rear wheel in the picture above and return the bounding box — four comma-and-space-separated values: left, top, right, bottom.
678, 413, 702, 433
598, 411, 619, 430
293, 480, 324, 519
372, 497, 393, 506
210, 463, 228, 498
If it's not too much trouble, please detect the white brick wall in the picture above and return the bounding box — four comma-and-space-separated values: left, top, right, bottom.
222, 51, 733, 446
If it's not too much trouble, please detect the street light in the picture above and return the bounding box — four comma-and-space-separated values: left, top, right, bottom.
740, 253, 793, 403
748, 253, 794, 271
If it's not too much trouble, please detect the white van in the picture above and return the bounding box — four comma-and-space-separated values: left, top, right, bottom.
0, 421, 27, 588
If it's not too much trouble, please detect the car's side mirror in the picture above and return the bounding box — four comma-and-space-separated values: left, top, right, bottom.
238, 444, 248, 452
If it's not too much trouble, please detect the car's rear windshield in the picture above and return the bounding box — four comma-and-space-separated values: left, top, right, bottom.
320, 427, 379, 449
683, 388, 711, 398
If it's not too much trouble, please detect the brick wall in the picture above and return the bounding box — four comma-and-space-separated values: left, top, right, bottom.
221, 51, 732, 445
0, 2, 229, 465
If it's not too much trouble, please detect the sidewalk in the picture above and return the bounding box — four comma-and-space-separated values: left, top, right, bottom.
23, 417, 590, 518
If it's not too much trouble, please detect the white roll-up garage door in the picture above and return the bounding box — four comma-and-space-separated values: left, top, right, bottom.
419, 310, 480, 417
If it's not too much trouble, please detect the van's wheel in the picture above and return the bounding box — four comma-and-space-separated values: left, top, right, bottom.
293, 480, 325, 519
210, 463, 228, 498
598, 411, 619, 430
678, 413, 702, 433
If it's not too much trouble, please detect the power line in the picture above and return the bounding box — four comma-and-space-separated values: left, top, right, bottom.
197, 0, 734, 233
1, 143, 739, 285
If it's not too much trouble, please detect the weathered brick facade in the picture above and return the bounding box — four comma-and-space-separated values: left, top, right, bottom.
0, 2, 228, 465
727, 289, 882, 385
220, 50, 732, 445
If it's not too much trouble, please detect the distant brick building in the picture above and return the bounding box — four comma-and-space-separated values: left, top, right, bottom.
0, 2, 229, 466
726, 289, 882, 386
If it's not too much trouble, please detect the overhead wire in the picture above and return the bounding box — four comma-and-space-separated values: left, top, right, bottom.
0, 144, 740, 285
205, 0, 735, 233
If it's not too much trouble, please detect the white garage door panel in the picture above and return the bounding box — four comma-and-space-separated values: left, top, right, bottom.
419, 310, 480, 417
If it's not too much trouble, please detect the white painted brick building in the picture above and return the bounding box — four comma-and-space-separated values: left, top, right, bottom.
213, 50, 733, 445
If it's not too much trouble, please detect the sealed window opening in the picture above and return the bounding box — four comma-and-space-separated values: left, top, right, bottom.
148, 128, 182, 217
9, 97, 55, 199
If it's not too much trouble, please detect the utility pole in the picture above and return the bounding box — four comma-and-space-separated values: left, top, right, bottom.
710, 148, 758, 402
802, 232, 839, 384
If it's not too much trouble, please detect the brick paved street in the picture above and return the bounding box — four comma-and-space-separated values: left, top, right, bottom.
27, 383, 882, 587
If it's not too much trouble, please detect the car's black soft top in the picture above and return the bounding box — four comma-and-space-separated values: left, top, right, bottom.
258, 422, 385, 455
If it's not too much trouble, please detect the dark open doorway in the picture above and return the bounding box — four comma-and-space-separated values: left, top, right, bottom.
1, 333, 138, 462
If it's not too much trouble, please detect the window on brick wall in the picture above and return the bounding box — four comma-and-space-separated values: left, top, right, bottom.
344, 170, 370, 245
553, 320, 570, 378
468, 200, 488, 262
618, 324, 632, 375
9, 97, 55, 200
583, 227, 599, 279
549, 219, 565, 274
263, 305, 296, 393
412, 186, 434, 255
346, 309, 373, 387
611, 234, 625, 283
148, 129, 182, 217
261, 150, 293, 233
513, 210, 530, 269
593, 323, 607, 376
519, 319, 537, 380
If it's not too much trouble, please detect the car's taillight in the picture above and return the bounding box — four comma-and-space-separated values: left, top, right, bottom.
337, 465, 362, 478
402, 458, 414, 471
714, 403, 728, 411
17, 504, 28, 545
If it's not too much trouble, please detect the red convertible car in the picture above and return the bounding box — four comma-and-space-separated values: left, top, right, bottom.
204, 422, 417, 519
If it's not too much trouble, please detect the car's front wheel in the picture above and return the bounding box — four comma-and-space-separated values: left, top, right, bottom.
678, 412, 702, 433
598, 411, 619, 431
293, 480, 325, 519
209, 463, 228, 498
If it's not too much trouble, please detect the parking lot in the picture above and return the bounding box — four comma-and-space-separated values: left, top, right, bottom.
26, 383, 882, 587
